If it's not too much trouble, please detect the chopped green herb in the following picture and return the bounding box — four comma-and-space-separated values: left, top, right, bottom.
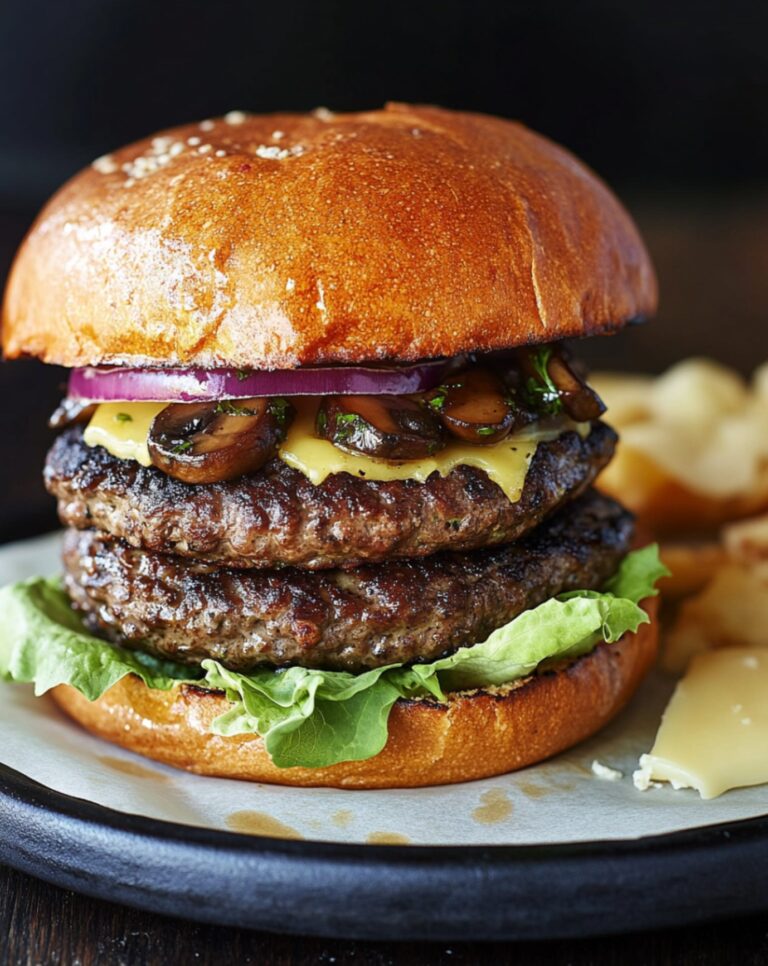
316, 408, 327, 435
333, 412, 364, 444
171, 440, 193, 455
268, 397, 291, 427
114, 412, 133, 423
235, 369, 251, 382
523, 347, 563, 415
215, 400, 255, 417
446, 517, 463, 531
476, 425, 497, 436
427, 391, 446, 412
426, 377, 464, 413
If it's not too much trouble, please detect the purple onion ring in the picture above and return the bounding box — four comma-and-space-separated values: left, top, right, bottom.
68, 360, 451, 402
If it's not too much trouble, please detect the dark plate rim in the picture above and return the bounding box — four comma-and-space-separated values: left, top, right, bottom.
2, 759, 768, 860
4, 760, 768, 940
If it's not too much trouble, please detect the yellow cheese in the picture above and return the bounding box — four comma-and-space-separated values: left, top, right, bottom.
279, 401, 553, 502
83, 398, 587, 502
83, 402, 166, 467
635, 648, 768, 799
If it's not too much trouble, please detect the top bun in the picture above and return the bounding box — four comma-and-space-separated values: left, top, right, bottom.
2, 104, 656, 369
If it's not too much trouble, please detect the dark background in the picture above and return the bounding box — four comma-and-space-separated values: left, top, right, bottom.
2, 0, 768, 542
3, 0, 768, 204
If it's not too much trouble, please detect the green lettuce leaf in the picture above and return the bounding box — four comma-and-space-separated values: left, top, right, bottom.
0, 577, 194, 697
203, 662, 404, 768
0, 546, 667, 769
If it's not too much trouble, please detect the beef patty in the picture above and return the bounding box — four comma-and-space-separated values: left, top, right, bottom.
47, 422, 616, 570
62, 490, 633, 673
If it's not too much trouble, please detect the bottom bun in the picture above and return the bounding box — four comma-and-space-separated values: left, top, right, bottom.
52, 599, 658, 789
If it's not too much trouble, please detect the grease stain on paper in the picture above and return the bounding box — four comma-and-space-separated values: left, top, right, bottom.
472, 788, 513, 824
515, 778, 575, 799
555, 757, 600, 778
366, 831, 411, 845
332, 809, 354, 829
516, 780, 550, 799
97, 755, 169, 782
226, 810, 304, 839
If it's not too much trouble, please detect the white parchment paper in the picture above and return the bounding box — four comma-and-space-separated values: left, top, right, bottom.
2, 532, 767, 845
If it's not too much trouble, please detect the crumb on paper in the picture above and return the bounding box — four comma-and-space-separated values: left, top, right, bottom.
633, 755, 662, 791
591, 760, 623, 782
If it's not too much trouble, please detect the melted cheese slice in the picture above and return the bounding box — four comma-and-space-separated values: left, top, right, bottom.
635, 648, 768, 799
83, 402, 166, 467
82, 399, 588, 503
278, 401, 571, 502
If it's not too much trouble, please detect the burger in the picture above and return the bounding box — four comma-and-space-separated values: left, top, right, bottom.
0, 104, 666, 788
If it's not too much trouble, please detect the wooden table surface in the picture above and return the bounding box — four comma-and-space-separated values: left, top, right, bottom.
3, 861, 768, 965
2, 195, 768, 962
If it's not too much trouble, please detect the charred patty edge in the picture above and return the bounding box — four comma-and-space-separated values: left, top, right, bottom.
61, 489, 633, 673
47, 421, 617, 571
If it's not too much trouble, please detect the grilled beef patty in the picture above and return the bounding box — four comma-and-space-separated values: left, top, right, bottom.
47, 422, 616, 571
62, 490, 632, 673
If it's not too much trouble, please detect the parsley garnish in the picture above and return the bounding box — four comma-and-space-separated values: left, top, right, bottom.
114, 412, 133, 423
476, 426, 497, 436
523, 347, 563, 415
426, 377, 464, 413
333, 411, 364, 444
268, 397, 291, 427
235, 369, 251, 382
215, 400, 255, 417
427, 391, 447, 412
171, 440, 193, 455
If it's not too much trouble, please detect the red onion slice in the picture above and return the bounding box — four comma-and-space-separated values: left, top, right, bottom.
68, 360, 451, 403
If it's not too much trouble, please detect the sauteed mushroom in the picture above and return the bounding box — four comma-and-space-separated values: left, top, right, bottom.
317, 395, 445, 460
148, 397, 293, 483
427, 368, 516, 444
517, 347, 606, 422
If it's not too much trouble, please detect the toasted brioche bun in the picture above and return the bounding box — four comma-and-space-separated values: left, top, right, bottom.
2, 104, 656, 370
51, 599, 657, 789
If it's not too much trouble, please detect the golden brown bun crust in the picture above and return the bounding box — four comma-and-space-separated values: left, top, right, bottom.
51, 599, 658, 789
3, 104, 656, 369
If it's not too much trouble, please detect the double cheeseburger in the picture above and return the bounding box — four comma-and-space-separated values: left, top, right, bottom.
0, 104, 665, 788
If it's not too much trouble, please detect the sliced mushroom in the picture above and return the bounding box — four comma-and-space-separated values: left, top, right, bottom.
546, 353, 607, 422
49, 398, 98, 430
427, 368, 516, 444
148, 397, 293, 483
516, 346, 606, 422
317, 395, 446, 460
